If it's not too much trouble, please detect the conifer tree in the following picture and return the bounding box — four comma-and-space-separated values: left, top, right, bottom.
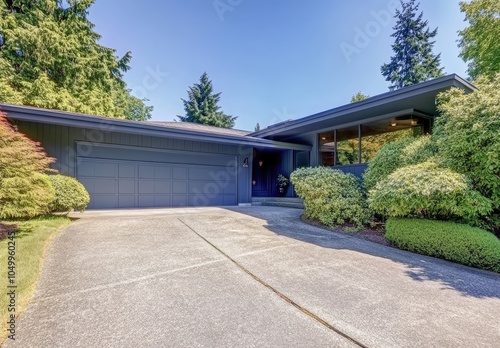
178, 72, 237, 128
0, 0, 152, 120
381, 0, 444, 89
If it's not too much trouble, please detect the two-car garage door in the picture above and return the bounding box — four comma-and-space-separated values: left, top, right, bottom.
76, 143, 238, 209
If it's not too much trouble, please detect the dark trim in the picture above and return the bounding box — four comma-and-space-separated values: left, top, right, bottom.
1, 104, 311, 151
251, 74, 475, 138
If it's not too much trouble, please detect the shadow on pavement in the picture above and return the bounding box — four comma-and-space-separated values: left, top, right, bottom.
225, 207, 500, 300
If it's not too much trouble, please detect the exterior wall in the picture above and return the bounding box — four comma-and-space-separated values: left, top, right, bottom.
18, 121, 254, 204
333, 163, 368, 178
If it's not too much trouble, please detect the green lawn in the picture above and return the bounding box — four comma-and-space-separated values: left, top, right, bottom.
0, 216, 71, 343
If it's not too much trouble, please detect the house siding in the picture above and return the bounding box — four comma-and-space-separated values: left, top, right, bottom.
17, 120, 254, 204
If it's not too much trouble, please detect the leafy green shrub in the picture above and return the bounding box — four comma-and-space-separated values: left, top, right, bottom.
368, 162, 491, 223
291, 167, 371, 227
435, 74, 500, 233
49, 175, 90, 213
386, 218, 500, 273
0, 173, 55, 219
363, 135, 437, 190
0, 113, 56, 219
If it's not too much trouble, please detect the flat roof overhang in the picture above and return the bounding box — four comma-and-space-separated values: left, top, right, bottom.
0, 104, 311, 152
252, 74, 475, 139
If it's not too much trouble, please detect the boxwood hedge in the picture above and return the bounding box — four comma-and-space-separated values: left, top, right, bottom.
386, 218, 500, 273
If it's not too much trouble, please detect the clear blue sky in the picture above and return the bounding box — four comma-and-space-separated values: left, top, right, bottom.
88, 0, 469, 131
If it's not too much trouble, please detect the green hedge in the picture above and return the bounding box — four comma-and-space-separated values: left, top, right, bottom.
0, 173, 55, 220
291, 167, 371, 228
49, 175, 90, 213
368, 161, 492, 224
386, 218, 500, 273
363, 135, 437, 191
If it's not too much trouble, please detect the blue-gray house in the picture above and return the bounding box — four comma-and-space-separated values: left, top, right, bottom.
1, 74, 474, 209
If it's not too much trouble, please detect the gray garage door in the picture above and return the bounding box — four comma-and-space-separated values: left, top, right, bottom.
76, 145, 238, 209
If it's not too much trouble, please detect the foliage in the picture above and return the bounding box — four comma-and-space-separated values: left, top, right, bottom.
0, 216, 71, 342
255, 122, 260, 131
381, 0, 444, 89
458, 0, 500, 80
48, 175, 90, 213
362, 135, 436, 190
276, 174, 289, 187
291, 167, 371, 227
350, 92, 370, 103
0, 113, 56, 219
386, 218, 500, 273
0, 0, 152, 120
368, 162, 491, 223
178, 72, 237, 128
435, 74, 500, 232
0, 173, 55, 219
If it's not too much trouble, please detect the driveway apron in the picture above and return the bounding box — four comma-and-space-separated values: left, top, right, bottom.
4, 207, 500, 348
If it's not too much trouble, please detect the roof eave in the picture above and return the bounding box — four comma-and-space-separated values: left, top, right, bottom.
1, 104, 311, 151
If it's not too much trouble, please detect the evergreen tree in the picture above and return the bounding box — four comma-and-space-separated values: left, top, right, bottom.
351, 92, 370, 103
0, 0, 152, 120
381, 0, 444, 90
255, 122, 260, 131
458, 0, 500, 80
178, 72, 237, 128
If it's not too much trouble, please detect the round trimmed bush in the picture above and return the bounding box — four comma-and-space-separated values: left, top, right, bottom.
386, 218, 500, 273
368, 161, 491, 223
49, 175, 90, 213
0, 173, 55, 219
291, 167, 371, 227
363, 135, 437, 190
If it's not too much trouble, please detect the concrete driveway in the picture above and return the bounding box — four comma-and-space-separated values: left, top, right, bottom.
4, 206, 500, 348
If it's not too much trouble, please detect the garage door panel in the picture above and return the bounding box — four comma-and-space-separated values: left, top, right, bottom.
94, 163, 117, 178
224, 183, 237, 194
154, 181, 171, 194
172, 195, 187, 206
172, 181, 187, 194
119, 164, 135, 178
224, 195, 237, 205
78, 161, 95, 177
78, 178, 95, 194
77, 150, 238, 209
154, 166, 171, 179
118, 195, 135, 208
91, 195, 117, 209
154, 195, 171, 206
173, 167, 187, 180
139, 180, 155, 194
118, 180, 135, 194
138, 195, 155, 207
94, 179, 116, 194
139, 165, 154, 179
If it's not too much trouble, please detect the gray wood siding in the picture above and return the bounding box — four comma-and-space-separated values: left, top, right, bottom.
17, 121, 253, 204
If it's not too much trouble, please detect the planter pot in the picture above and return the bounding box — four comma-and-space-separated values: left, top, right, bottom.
278, 185, 288, 196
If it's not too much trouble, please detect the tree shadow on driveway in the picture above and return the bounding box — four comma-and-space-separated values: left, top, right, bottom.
225, 207, 500, 300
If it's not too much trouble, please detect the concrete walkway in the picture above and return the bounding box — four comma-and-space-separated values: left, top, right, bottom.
4, 207, 500, 348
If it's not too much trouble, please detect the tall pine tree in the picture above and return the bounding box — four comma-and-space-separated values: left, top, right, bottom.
381, 0, 444, 90
178, 72, 237, 129
0, 0, 152, 120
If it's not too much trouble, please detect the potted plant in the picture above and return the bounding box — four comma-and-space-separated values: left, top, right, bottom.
276, 174, 289, 196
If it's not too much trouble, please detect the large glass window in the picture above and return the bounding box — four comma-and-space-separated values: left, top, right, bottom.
319, 115, 429, 166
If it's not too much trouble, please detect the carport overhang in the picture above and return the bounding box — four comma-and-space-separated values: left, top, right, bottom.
0, 104, 311, 152
251, 74, 476, 140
